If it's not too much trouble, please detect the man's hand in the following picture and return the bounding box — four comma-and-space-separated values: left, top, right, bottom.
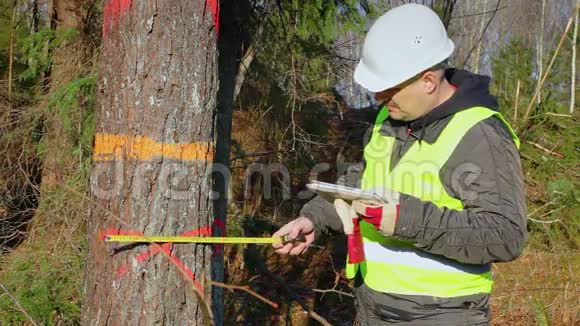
272, 217, 315, 255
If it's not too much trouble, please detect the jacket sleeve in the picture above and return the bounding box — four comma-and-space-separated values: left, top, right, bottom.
300, 163, 364, 234
393, 117, 528, 264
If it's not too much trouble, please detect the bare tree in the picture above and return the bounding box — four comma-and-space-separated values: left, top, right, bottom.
571, 0, 578, 114
473, 0, 487, 73
7, 0, 17, 103
82, 0, 224, 324
537, 0, 545, 104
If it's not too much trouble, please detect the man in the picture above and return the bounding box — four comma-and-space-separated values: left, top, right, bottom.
272, 3, 527, 325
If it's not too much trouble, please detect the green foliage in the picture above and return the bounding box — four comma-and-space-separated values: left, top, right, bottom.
0, 243, 84, 324
0, 117, 92, 324
35, 74, 97, 166
18, 28, 80, 82
289, 0, 365, 43
491, 38, 536, 119
48, 74, 96, 133
522, 114, 579, 251
522, 118, 579, 250
233, 1, 374, 223
533, 298, 552, 326
491, 36, 579, 251
547, 178, 578, 203
0, 8, 11, 47
0, 6, 14, 75
250, 0, 368, 96
0, 14, 95, 324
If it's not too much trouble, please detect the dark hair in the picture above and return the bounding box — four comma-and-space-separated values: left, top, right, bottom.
426, 60, 449, 81
429, 60, 449, 72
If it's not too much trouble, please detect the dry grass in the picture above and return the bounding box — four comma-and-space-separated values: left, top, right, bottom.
491, 251, 579, 325
0, 78, 39, 252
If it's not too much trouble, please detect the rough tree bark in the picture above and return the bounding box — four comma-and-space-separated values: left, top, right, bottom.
82, 0, 224, 324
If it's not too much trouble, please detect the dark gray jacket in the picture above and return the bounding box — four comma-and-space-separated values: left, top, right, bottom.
301, 69, 528, 325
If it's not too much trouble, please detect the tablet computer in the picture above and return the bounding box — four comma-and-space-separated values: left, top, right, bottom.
306, 180, 387, 203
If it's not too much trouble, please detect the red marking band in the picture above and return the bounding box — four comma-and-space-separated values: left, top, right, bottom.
206, 0, 220, 35
347, 234, 365, 264
348, 218, 365, 263
111, 225, 215, 293
103, 0, 133, 37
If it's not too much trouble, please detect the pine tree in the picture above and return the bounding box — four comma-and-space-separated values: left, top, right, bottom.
82, 0, 223, 323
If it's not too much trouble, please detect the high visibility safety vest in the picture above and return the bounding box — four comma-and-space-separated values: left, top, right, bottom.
347, 106, 520, 298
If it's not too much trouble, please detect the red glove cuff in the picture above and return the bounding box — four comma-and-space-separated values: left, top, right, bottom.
359, 204, 400, 229
347, 218, 365, 264
347, 233, 365, 264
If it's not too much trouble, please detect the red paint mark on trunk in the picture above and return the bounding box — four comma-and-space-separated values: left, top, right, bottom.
206, 0, 220, 36
103, 0, 133, 37
109, 225, 215, 293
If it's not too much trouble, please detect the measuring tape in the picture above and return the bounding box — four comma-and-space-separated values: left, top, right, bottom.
105, 234, 306, 245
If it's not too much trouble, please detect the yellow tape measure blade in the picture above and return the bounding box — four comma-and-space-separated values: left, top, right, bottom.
104, 234, 298, 244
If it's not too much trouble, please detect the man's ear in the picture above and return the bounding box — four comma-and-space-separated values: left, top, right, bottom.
421, 71, 439, 94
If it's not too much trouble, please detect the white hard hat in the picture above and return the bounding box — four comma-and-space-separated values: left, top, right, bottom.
354, 4, 454, 92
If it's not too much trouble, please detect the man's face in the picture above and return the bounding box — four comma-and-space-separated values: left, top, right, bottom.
374, 73, 428, 121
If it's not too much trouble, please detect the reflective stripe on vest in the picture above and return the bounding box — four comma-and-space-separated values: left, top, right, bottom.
346, 106, 519, 298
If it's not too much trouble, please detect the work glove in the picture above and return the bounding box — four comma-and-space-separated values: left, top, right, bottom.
352, 199, 400, 236
334, 198, 365, 263
333, 189, 400, 263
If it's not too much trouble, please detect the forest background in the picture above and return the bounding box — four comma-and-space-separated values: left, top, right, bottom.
0, 0, 578, 325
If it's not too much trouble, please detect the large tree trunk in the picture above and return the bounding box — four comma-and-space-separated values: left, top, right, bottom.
212, 0, 251, 323
82, 0, 223, 324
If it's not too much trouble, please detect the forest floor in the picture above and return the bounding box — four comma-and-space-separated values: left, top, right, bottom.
224, 240, 579, 325
491, 251, 579, 325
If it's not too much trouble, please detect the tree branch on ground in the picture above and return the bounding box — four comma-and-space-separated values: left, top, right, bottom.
0, 282, 39, 326
247, 245, 333, 326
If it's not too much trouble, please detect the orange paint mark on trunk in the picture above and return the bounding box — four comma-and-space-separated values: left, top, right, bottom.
93, 133, 214, 162
103, 0, 133, 37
